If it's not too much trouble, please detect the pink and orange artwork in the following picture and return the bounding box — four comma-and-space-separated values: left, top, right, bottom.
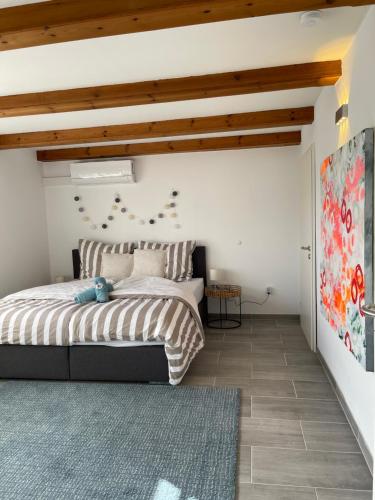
320, 129, 374, 371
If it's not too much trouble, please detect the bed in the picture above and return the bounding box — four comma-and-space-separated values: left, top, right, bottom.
0, 246, 207, 383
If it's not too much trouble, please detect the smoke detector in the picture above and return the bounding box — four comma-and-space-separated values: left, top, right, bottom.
300, 11, 322, 27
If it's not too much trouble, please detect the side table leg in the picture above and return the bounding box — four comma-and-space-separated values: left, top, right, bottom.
219, 295, 222, 329
239, 295, 242, 326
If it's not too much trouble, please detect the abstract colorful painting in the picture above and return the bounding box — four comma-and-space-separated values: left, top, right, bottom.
320, 128, 374, 371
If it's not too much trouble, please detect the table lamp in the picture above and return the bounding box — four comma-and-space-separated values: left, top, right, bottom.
209, 269, 225, 286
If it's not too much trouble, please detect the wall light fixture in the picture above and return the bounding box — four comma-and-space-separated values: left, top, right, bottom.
336, 104, 349, 126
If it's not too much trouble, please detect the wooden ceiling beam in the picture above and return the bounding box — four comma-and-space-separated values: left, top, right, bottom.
36, 131, 301, 162
0, 0, 372, 51
0, 107, 313, 149
0, 61, 340, 118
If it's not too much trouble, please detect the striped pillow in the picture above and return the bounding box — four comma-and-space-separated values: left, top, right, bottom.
79, 239, 133, 279
138, 240, 196, 281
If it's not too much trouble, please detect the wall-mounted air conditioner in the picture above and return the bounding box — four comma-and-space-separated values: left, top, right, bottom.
70, 159, 135, 185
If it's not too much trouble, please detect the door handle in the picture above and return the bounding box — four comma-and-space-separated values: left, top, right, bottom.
301, 245, 311, 251
361, 304, 375, 317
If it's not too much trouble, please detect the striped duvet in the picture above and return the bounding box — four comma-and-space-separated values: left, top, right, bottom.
0, 278, 204, 385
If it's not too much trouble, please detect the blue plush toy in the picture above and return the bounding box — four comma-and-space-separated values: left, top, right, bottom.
74, 277, 113, 304
95, 277, 113, 303
74, 287, 96, 304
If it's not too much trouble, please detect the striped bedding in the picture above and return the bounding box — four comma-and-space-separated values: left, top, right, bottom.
0, 278, 204, 385
79, 239, 133, 279
138, 240, 196, 281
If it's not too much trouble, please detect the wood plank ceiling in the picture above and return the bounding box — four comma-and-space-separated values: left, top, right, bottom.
0, 62, 340, 118
0, 0, 372, 51
0, 1, 368, 159
0, 107, 314, 149
36, 132, 302, 162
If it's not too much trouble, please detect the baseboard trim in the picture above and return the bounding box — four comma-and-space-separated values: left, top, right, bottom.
317, 350, 373, 474
208, 313, 300, 321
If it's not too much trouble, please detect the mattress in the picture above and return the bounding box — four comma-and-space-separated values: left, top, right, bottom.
75, 278, 204, 348
1, 276, 205, 384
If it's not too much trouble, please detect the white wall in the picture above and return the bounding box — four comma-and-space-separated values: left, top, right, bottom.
301, 6, 375, 459
0, 150, 50, 297
43, 147, 300, 315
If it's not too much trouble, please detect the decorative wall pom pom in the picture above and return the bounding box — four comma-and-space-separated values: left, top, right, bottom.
74, 189, 180, 229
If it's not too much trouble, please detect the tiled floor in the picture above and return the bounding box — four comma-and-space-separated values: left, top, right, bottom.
183, 318, 373, 500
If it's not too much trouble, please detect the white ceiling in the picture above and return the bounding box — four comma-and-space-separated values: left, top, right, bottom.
0, 4, 369, 146
0, 0, 48, 6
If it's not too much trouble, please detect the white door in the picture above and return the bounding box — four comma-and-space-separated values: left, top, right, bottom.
299, 146, 316, 350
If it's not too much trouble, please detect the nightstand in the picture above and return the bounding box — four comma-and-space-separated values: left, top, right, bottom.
205, 284, 242, 329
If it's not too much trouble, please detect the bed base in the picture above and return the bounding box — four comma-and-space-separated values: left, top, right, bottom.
0, 246, 207, 383
0, 345, 168, 382
0, 345, 70, 380
70, 345, 168, 382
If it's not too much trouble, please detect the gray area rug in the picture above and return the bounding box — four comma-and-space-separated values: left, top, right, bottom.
0, 381, 239, 500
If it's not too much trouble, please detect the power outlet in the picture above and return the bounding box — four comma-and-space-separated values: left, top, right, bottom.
266, 287, 273, 295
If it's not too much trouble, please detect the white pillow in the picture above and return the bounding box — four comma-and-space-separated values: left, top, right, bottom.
101, 253, 134, 281
79, 238, 133, 279
138, 240, 196, 281
131, 249, 167, 278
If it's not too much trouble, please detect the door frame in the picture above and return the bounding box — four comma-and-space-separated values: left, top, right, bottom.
301, 144, 317, 352
310, 144, 317, 352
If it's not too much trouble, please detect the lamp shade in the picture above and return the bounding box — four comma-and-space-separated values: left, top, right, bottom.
209, 268, 225, 282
